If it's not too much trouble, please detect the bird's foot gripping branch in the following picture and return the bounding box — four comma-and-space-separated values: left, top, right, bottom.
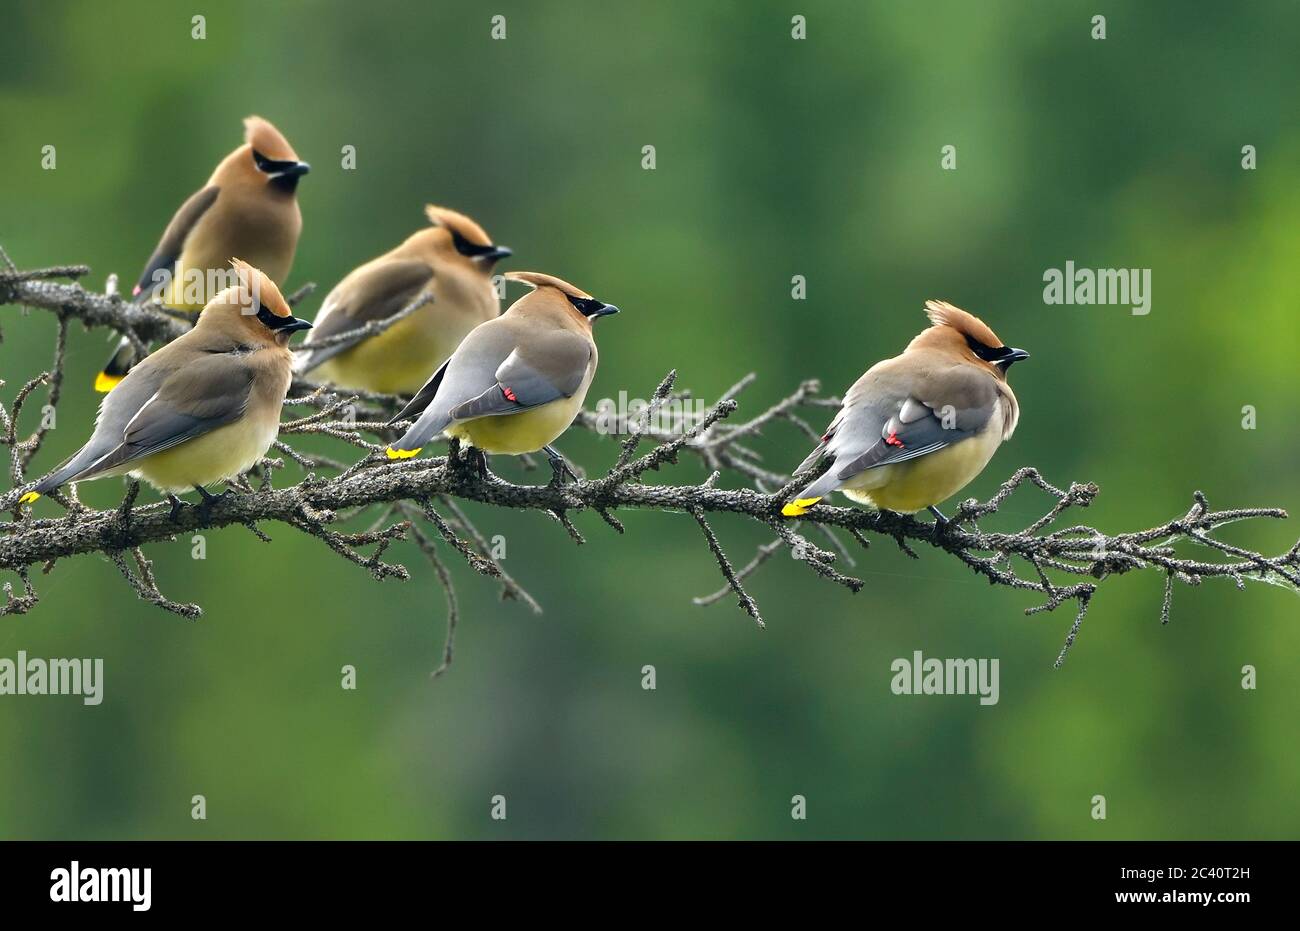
4, 255, 1300, 673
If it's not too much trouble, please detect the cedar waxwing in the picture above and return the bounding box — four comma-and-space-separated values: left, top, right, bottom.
96, 116, 309, 391
21, 260, 311, 514
384, 271, 619, 479
783, 301, 1029, 519
293, 205, 510, 394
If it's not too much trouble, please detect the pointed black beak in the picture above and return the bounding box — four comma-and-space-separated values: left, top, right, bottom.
996, 347, 1029, 372
276, 316, 313, 334
590, 304, 620, 319
482, 245, 512, 262
286, 161, 310, 177
255, 303, 313, 334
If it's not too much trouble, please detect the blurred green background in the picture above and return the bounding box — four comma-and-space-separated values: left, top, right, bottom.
2, 0, 1298, 839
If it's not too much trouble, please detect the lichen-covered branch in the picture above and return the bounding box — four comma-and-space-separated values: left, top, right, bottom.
4, 255, 1299, 671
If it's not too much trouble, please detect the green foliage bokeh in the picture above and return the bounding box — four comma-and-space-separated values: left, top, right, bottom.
1, 0, 1297, 838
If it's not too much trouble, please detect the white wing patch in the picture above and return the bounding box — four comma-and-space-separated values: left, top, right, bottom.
494, 349, 524, 383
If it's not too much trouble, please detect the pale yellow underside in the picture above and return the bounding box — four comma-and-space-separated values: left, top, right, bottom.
161, 254, 286, 314
159, 286, 204, 314
156, 264, 205, 313
445, 395, 583, 456
122, 415, 279, 494
315, 309, 467, 396
840, 424, 1002, 513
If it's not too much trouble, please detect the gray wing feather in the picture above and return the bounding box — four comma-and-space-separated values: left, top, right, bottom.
295, 259, 434, 373
31, 363, 173, 493
387, 355, 450, 426
389, 327, 590, 452
51, 355, 254, 485
449, 342, 590, 421
791, 361, 998, 500
133, 186, 220, 300
834, 414, 975, 479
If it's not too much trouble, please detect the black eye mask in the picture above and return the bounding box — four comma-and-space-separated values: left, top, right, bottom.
450, 228, 499, 258
965, 335, 1013, 363
566, 295, 620, 318
255, 302, 286, 329
253, 300, 312, 333
252, 149, 309, 193
252, 149, 300, 174
965, 334, 1029, 371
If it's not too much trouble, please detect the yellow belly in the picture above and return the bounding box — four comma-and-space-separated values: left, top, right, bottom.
842, 428, 1002, 513
315, 310, 464, 396
162, 248, 295, 314
129, 415, 279, 494
447, 396, 583, 455
147, 263, 203, 313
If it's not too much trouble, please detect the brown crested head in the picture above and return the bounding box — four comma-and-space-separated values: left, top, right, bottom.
421, 205, 511, 271
505, 271, 620, 325
244, 116, 299, 161
211, 116, 309, 194
507, 271, 591, 299
198, 259, 312, 344
909, 300, 1029, 378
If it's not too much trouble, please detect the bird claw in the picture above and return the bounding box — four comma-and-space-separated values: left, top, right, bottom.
550, 462, 577, 486
467, 448, 490, 480
928, 505, 949, 540
167, 494, 187, 523
539, 443, 578, 485
193, 486, 233, 522
545, 446, 577, 486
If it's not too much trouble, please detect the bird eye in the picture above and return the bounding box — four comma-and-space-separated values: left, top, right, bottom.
566, 296, 605, 316
252, 149, 301, 176
450, 229, 495, 258
965, 335, 1011, 363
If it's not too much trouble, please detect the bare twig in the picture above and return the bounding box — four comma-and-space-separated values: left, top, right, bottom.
5, 254, 1300, 671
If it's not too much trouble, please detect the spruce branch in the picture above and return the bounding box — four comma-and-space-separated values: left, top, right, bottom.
4, 255, 1299, 668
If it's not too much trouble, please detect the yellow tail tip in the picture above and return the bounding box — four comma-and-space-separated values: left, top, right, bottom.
782, 496, 822, 517
385, 446, 421, 460
94, 371, 123, 392
18, 491, 41, 505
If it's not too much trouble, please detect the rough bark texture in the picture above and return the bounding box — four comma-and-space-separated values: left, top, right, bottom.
4, 253, 1299, 671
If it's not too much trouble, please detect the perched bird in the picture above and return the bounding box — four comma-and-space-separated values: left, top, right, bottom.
783, 301, 1028, 519
293, 205, 510, 395
384, 271, 619, 480
96, 115, 309, 391
21, 260, 311, 515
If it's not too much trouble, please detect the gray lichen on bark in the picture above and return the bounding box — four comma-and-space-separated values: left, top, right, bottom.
4, 254, 1299, 671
